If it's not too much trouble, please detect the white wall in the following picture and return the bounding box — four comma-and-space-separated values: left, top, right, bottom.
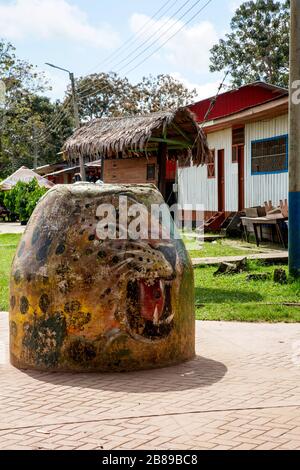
178, 128, 236, 212
178, 113, 289, 212
245, 114, 288, 208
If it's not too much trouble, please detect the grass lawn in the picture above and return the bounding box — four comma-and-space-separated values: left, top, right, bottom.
181, 233, 266, 259
0, 233, 298, 323
0, 234, 21, 311
195, 261, 300, 323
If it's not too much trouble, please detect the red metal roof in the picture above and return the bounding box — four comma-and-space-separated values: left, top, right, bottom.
189, 82, 288, 123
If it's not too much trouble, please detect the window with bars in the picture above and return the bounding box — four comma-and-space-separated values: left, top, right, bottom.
251, 135, 288, 174
207, 149, 215, 179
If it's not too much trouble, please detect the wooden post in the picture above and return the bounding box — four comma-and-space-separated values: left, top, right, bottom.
158, 143, 167, 200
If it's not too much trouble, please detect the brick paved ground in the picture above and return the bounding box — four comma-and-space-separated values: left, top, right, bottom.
0, 312, 300, 450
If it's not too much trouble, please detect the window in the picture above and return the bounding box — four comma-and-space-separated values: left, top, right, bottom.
147, 164, 156, 181
207, 149, 215, 179
251, 135, 288, 174
232, 127, 245, 146
232, 128, 244, 163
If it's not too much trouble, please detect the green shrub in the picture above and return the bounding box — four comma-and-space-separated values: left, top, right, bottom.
0, 190, 5, 207
4, 179, 48, 223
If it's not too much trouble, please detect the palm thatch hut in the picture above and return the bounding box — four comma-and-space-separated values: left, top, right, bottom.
0, 166, 54, 191
63, 108, 209, 199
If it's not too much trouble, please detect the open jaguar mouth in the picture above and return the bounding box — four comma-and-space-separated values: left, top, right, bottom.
126, 278, 174, 341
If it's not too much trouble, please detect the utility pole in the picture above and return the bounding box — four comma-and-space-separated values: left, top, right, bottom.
33, 124, 38, 170
45, 63, 86, 181
289, 0, 300, 277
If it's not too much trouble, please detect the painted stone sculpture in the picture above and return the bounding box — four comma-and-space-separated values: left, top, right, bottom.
10, 184, 195, 372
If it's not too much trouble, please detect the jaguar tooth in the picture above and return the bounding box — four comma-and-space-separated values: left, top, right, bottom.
165, 313, 175, 324
153, 305, 159, 325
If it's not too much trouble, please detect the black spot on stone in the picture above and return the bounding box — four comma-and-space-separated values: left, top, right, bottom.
56, 263, 71, 277
85, 248, 93, 256
14, 270, 21, 285
10, 296, 16, 309
32, 227, 40, 246
20, 296, 29, 314
39, 294, 50, 314
84, 274, 93, 286
64, 300, 81, 314
22, 312, 67, 368
157, 245, 177, 271
26, 273, 35, 282
85, 204, 91, 209
18, 241, 26, 258
10, 321, 17, 337
36, 236, 53, 263
112, 256, 119, 264
98, 251, 106, 259
89, 234, 95, 241
67, 339, 96, 365
56, 244, 65, 255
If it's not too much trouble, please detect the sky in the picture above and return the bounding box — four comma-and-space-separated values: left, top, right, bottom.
0, 0, 245, 102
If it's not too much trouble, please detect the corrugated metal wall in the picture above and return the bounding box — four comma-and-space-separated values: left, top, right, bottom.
178, 128, 236, 211
178, 113, 289, 212
245, 114, 288, 207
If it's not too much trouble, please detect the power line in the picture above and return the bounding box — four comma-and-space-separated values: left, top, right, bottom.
77, 0, 201, 99
36, 0, 183, 142
200, 70, 229, 128
85, 0, 181, 74
78, 0, 213, 102
37, 0, 185, 139
38, 0, 214, 143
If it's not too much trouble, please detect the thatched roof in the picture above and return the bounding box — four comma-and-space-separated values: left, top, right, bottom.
63, 108, 209, 166
0, 166, 54, 191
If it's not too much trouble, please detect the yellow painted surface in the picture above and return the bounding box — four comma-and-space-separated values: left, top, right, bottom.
10, 184, 195, 372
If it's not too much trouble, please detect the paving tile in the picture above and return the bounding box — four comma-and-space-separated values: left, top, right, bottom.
0, 315, 300, 450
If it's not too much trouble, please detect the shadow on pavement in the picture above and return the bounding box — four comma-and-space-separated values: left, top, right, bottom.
21, 356, 227, 392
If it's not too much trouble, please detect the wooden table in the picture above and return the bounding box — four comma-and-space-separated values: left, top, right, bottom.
241, 216, 288, 248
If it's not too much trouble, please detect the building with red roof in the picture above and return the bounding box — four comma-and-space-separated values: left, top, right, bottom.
178, 82, 289, 220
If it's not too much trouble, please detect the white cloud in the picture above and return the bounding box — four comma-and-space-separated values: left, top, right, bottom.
228, 0, 244, 13
129, 13, 218, 74
43, 68, 69, 100
171, 72, 221, 101
0, 0, 119, 49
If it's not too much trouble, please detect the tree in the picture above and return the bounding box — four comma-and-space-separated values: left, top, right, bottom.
0, 40, 73, 177
73, 72, 197, 120
135, 74, 197, 114
74, 72, 138, 120
209, 0, 290, 88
